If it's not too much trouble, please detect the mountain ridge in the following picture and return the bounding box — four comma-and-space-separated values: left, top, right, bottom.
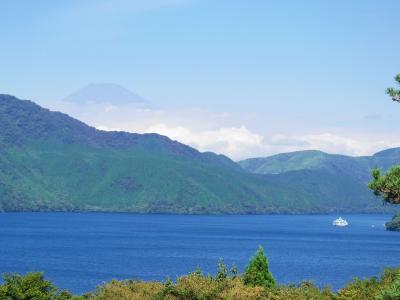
0, 94, 397, 214
0, 94, 285, 213
239, 149, 400, 214
238, 148, 400, 179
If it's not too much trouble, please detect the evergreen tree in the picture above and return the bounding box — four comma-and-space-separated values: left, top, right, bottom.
369, 167, 400, 205
243, 246, 276, 290
386, 74, 400, 103
369, 74, 400, 205
369, 74, 400, 232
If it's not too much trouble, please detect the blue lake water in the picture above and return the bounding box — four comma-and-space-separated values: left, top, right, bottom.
0, 213, 399, 294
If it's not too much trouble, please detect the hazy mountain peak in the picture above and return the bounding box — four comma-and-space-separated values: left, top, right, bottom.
63, 83, 150, 106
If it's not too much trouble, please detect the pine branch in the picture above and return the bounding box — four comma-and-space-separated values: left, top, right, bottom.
395, 74, 400, 84
386, 87, 400, 103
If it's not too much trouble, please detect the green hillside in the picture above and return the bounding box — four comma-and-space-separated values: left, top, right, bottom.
0, 94, 305, 213
239, 149, 400, 180
0, 94, 396, 213
239, 150, 373, 180
239, 149, 400, 213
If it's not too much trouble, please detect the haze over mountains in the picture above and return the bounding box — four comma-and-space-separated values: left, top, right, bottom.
64, 83, 150, 106
0, 94, 398, 213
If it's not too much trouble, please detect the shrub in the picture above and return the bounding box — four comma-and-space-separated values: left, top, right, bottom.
338, 269, 399, 300
216, 259, 229, 281
157, 271, 225, 300
376, 271, 400, 300
266, 282, 335, 300
0, 272, 77, 300
93, 280, 163, 300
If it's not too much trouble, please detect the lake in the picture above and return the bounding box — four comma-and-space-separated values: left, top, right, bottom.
0, 213, 399, 294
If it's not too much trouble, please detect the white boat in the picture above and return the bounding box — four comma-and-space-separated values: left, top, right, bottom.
332, 217, 348, 227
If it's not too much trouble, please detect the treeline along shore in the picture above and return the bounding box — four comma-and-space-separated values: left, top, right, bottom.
1, 247, 399, 300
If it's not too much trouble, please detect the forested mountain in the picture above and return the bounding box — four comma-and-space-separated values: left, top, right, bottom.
0, 94, 396, 213
0, 94, 291, 213
239, 150, 400, 213
239, 149, 400, 179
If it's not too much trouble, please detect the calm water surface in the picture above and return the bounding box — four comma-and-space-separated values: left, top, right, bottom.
0, 213, 399, 294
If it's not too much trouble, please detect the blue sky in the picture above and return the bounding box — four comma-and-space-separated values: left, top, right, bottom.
1, 0, 400, 159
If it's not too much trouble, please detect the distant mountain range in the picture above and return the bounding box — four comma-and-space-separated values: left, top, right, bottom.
0, 94, 398, 213
239, 149, 400, 178
239, 149, 400, 213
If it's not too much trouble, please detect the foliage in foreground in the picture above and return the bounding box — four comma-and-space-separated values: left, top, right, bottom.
243, 246, 276, 290
369, 73, 400, 206
369, 167, 400, 205
1, 247, 399, 300
3, 268, 399, 300
368, 74, 400, 231
386, 74, 400, 103
90, 268, 400, 300
0, 272, 84, 300
81, 269, 400, 300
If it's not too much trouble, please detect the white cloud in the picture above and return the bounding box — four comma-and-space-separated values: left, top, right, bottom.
40, 99, 400, 160
265, 133, 400, 158
145, 124, 264, 159
140, 124, 400, 160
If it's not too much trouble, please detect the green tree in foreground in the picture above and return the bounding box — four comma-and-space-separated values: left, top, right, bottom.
0, 272, 76, 300
369, 74, 400, 209
386, 74, 400, 103
369, 167, 400, 205
377, 273, 400, 300
243, 246, 276, 290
